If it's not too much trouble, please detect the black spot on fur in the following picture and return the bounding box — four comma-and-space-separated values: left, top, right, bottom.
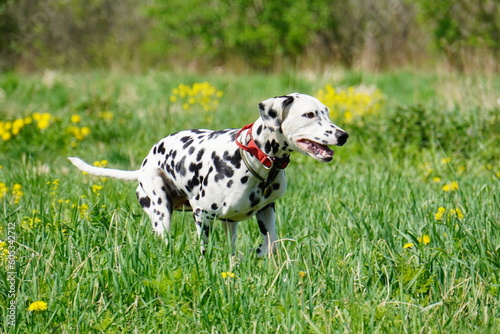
158, 142, 166, 155
241, 176, 248, 184
182, 138, 194, 149
282, 96, 294, 108
142, 159, 148, 167
196, 149, 205, 161
189, 162, 203, 174
211, 203, 218, 210
227, 180, 233, 188
139, 197, 151, 208
188, 146, 195, 154
223, 150, 242, 169
204, 167, 213, 186
213, 154, 234, 182
268, 108, 278, 118
229, 130, 238, 141
175, 156, 187, 177
264, 139, 280, 154
264, 141, 272, 154
257, 219, 268, 235
249, 192, 260, 207
256, 125, 263, 135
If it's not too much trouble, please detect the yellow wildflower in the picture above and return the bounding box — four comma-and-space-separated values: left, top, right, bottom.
432, 177, 441, 183
441, 157, 451, 164
298, 271, 307, 278
442, 181, 459, 192
12, 184, 23, 204
28, 301, 48, 312
2, 132, 11, 141
434, 207, 446, 220
315, 84, 384, 124
0, 241, 9, 262
170, 82, 223, 112
68, 126, 91, 141
93, 160, 108, 168
80, 127, 91, 136
403, 243, 414, 249
0, 182, 8, 199
417, 235, 431, 245
12, 118, 25, 135
449, 208, 464, 219
33, 113, 52, 130
221, 272, 235, 279
71, 114, 81, 123
78, 203, 89, 218
99, 111, 114, 121
92, 184, 103, 196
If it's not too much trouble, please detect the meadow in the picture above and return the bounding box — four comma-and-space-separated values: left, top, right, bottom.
0, 69, 499, 333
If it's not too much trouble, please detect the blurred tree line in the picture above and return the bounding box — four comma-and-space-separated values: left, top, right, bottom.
0, 0, 498, 72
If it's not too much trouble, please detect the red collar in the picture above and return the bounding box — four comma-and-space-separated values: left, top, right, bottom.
235, 123, 290, 169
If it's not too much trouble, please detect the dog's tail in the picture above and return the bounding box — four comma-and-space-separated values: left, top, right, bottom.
68, 157, 139, 181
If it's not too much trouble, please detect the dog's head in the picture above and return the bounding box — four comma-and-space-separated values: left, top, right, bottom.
258, 93, 348, 162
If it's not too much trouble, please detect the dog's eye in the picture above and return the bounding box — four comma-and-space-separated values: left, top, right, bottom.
303, 112, 315, 119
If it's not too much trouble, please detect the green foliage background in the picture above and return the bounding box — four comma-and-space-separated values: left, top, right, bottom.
0, 0, 499, 71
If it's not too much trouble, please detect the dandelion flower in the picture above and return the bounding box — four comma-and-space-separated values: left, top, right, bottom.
221, 272, 235, 278
441, 157, 451, 164
450, 208, 464, 219
71, 114, 81, 124
12, 184, 23, 204
28, 301, 48, 312
0, 182, 8, 198
442, 181, 459, 192
92, 184, 103, 196
403, 243, 414, 249
0, 241, 9, 261
434, 207, 446, 220
2, 132, 11, 141
418, 235, 431, 245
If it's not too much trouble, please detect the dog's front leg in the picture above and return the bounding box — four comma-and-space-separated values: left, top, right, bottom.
193, 208, 212, 255
255, 203, 278, 257
222, 221, 239, 255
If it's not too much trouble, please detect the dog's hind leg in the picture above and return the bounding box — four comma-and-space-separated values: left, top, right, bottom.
193, 208, 214, 255
137, 169, 173, 240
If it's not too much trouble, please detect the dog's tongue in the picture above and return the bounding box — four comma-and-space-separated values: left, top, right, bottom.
298, 139, 334, 159
311, 141, 334, 158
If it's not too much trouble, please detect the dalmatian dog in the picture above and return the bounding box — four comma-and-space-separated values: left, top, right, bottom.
69, 93, 348, 257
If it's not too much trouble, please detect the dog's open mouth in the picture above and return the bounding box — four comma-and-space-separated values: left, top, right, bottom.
296, 139, 334, 162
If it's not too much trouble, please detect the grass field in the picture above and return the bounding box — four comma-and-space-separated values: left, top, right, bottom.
0, 70, 499, 333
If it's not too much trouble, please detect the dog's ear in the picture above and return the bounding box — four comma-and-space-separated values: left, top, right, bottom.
258, 95, 295, 131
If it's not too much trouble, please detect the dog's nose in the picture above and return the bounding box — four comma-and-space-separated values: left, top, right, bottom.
336, 131, 348, 146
